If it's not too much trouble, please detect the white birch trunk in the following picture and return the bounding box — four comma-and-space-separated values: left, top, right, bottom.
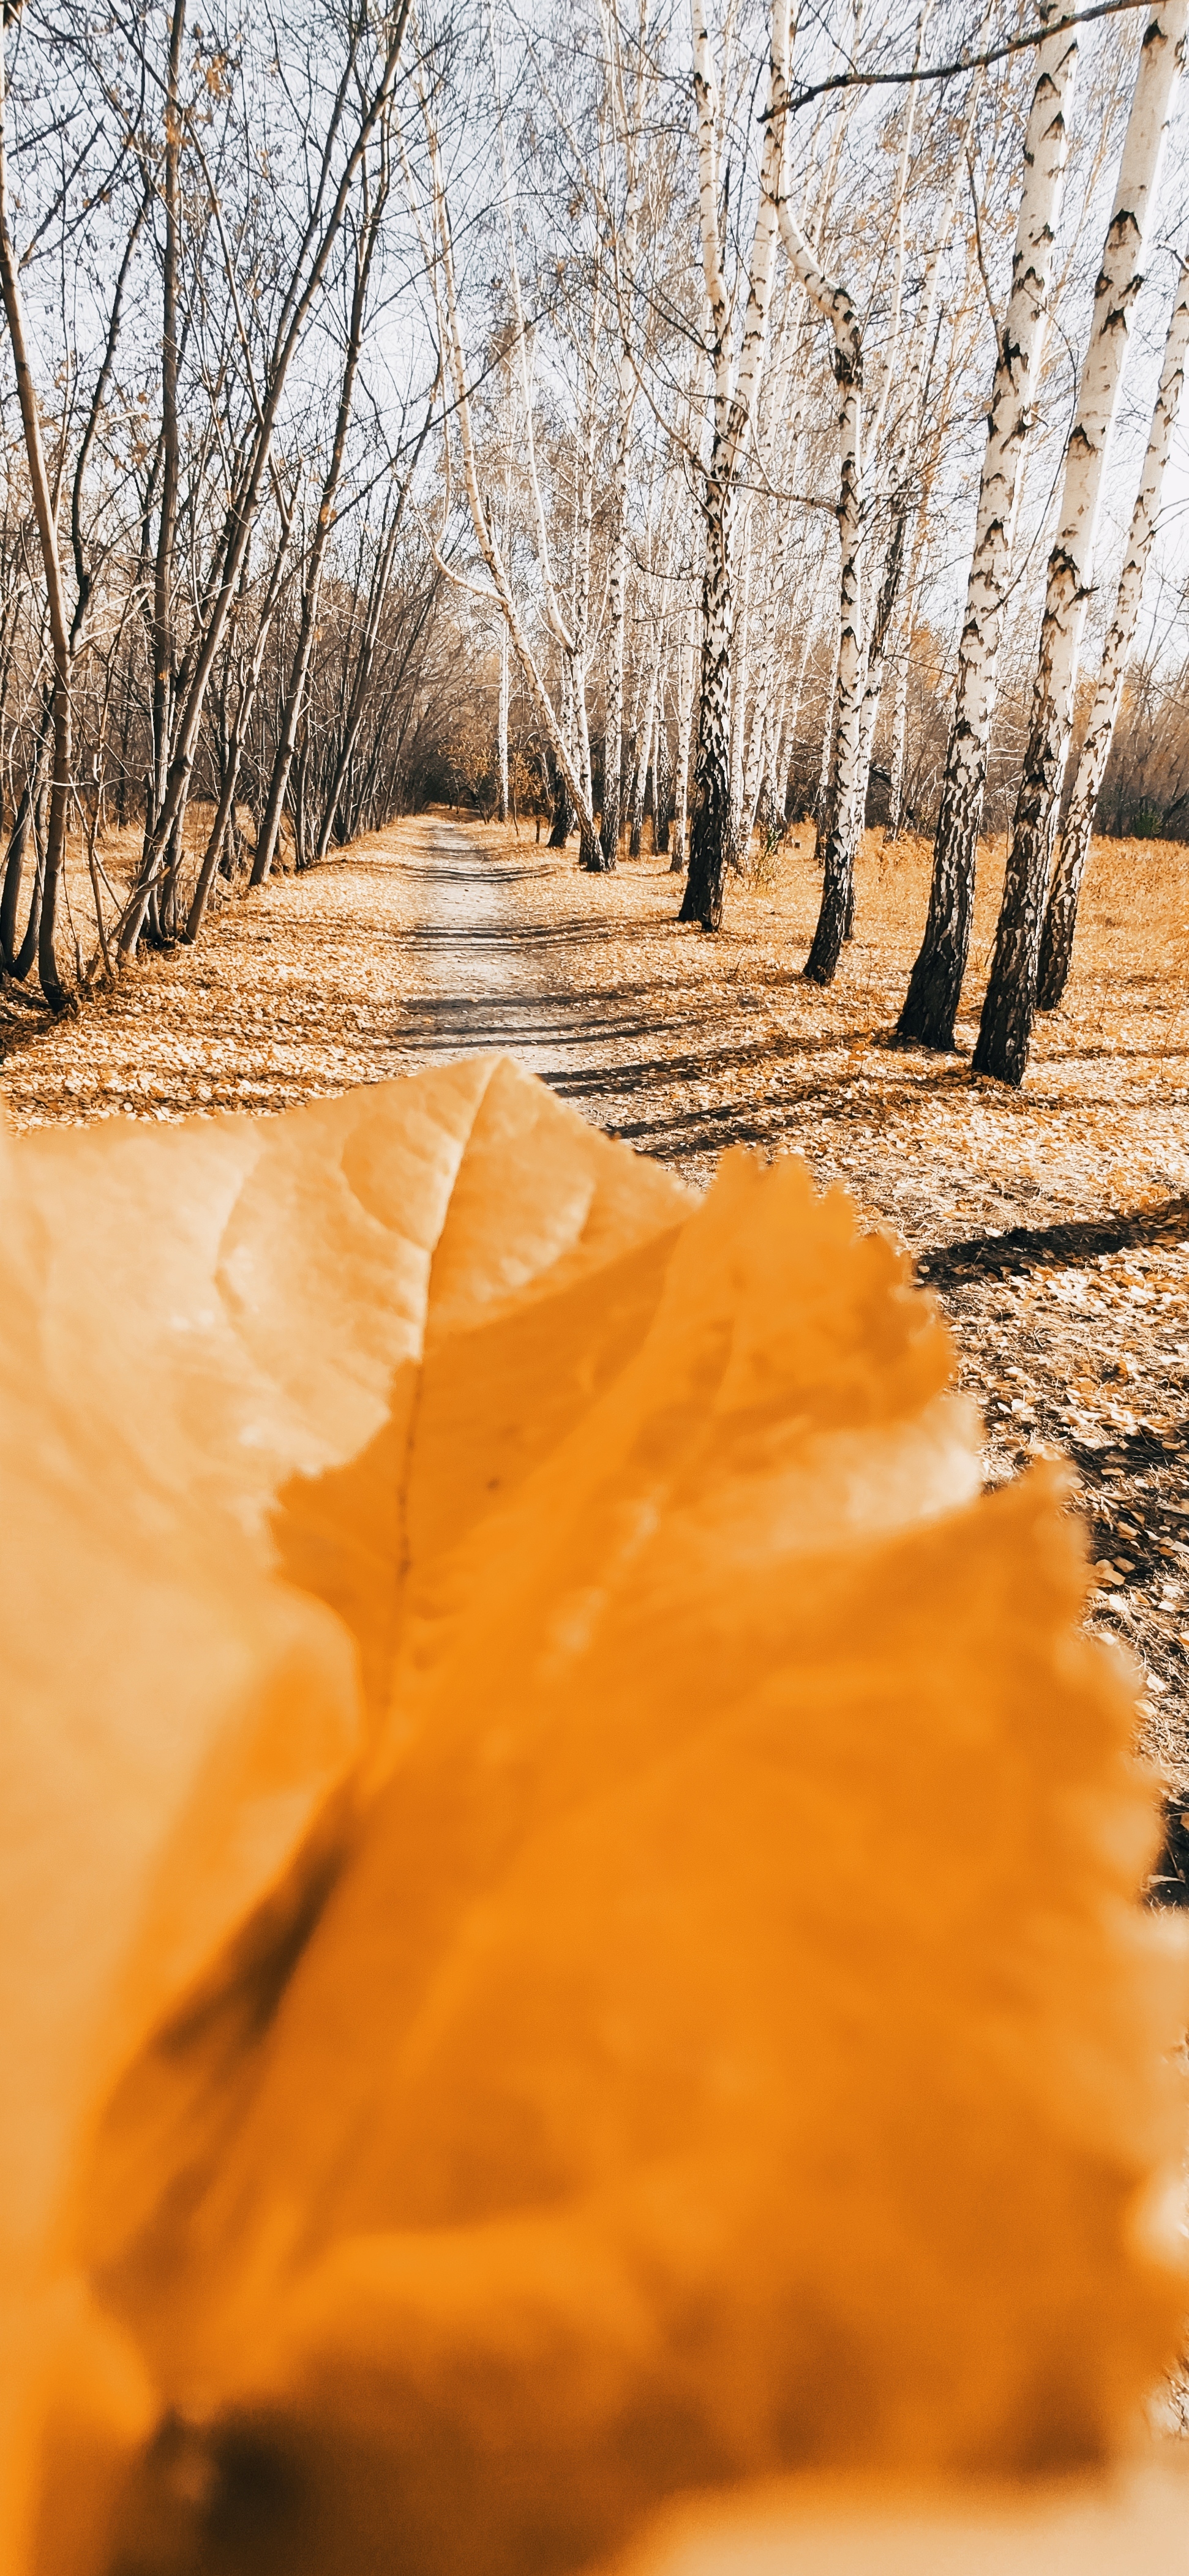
882, 317, 958, 845
816, 636, 838, 822
897, 2, 1081, 1047
415, 89, 599, 864
681, 0, 792, 931
885, 629, 910, 840
857, 498, 908, 780
601, 370, 632, 861
776, 591, 820, 818
976, 0, 1188, 1084
497, 622, 510, 823
672, 612, 695, 871
775, 537, 831, 819
740, 413, 801, 847
728, 527, 752, 869
571, 286, 603, 860
549, 656, 577, 844
862, 0, 931, 475
629, 630, 661, 855
623, 602, 650, 827
745, 386, 808, 844
597, 3, 640, 866
1038, 250, 1189, 1005
778, 199, 865, 983
862, 26, 989, 835
654, 646, 675, 853
742, 654, 773, 852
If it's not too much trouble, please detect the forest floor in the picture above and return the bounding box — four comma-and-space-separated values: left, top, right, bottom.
5, 807, 1189, 1862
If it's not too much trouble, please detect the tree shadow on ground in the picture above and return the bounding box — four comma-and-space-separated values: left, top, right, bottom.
920, 1196, 1189, 1286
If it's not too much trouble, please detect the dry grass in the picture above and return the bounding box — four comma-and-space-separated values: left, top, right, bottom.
15, 799, 287, 984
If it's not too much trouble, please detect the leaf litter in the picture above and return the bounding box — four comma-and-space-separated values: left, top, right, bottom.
4, 808, 1189, 1816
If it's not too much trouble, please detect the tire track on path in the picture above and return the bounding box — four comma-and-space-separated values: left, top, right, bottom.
393, 819, 678, 1099
396, 822, 571, 1077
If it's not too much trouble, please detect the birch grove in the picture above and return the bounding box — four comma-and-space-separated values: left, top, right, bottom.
975, 0, 1188, 1084
895, 2, 1081, 1047
1036, 248, 1189, 1005
0, 0, 1183, 1085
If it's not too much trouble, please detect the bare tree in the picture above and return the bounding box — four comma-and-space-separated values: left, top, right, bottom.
251, 146, 391, 887
119, 0, 413, 956
413, 34, 606, 869
0, 19, 77, 1005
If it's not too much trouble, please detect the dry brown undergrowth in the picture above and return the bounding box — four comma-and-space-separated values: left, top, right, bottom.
4, 808, 1189, 1810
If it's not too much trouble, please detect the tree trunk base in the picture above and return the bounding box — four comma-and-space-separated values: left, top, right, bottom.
972, 955, 1035, 1087
802, 876, 848, 984
1035, 883, 1077, 1011
680, 809, 725, 930
678, 877, 722, 932
579, 823, 613, 872
971, 1030, 1029, 1088
895, 958, 964, 1052
897, 786, 981, 1051
888, 1025, 961, 1055
973, 799, 1051, 1086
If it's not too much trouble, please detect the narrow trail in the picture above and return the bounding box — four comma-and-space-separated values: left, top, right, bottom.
394, 822, 682, 1103
4, 810, 1189, 1772
396, 825, 580, 1076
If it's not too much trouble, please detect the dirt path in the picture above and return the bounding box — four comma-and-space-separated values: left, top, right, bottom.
5, 812, 1189, 1838
393, 823, 580, 1080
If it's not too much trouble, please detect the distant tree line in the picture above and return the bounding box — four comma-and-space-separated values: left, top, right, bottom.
0, 0, 1186, 1093
0, 0, 459, 1011
413, 0, 1189, 1084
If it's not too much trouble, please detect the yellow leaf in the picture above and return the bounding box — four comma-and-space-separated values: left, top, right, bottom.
1, 1060, 1184, 2576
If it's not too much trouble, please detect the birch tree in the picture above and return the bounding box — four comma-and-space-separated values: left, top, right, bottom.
671, 600, 696, 868
415, 106, 603, 865
862, 17, 992, 842
975, 0, 1188, 1084
597, 0, 645, 864
1035, 249, 1189, 1005
896, 1, 1081, 1047
776, 203, 865, 983
679, 0, 792, 933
